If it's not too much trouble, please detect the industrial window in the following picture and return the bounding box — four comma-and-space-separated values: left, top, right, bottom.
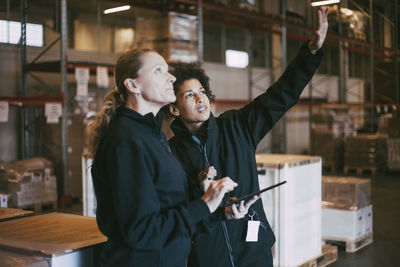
0, 20, 43, 47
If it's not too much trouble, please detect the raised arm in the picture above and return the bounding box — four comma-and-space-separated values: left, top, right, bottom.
222, 7, 328, 148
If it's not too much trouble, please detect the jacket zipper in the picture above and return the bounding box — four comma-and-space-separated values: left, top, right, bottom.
192, 135, 235, 267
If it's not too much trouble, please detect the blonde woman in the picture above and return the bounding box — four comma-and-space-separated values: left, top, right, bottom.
88, 48, 238, 267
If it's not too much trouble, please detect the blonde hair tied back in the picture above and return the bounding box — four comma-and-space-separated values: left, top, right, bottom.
87, 88, 123, 158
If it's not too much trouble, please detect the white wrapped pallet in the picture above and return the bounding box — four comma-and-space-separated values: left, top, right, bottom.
322, 205, 373, 240
256, 154, 322, 267
82, 153, 96, 217
322, 205, 373, 252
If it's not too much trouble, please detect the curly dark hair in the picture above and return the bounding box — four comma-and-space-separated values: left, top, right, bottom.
169, 62, 216, 102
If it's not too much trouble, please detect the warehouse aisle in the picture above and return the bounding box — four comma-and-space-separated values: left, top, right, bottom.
331, 173, 400, 267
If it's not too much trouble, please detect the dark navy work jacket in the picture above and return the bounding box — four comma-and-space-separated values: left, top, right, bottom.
169, 42, 323, 267
91, 107, 210, 267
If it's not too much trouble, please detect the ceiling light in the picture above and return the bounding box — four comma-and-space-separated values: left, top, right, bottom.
311, 0, 340, 7
104, 5, 130, 14
226, 50, 249, 68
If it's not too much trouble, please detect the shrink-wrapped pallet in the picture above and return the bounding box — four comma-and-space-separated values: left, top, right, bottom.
321, 176, 373, 251
0, 157, 57, 208
256, 154, 321, 267
322, 176, 370, 210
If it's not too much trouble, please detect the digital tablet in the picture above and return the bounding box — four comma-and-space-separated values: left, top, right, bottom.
222, 181, 287, 208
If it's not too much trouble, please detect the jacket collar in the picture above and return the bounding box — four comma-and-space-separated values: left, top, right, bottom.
171, 113, 217, 142
116, 106, 164, 132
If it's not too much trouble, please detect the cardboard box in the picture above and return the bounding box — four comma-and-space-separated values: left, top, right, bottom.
322, 205, 373, 240
256, 154, 322, 267
388, 118, 400, 138
322, 176, 371, 210
344, 134, 387, 169
0, 213, 107, 267
135, 12, 197, 42
387, 138, 400, 171
135, 12, 198, 63
0, 207, 32, 221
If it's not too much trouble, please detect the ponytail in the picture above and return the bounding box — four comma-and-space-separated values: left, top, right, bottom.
87, 88, 125, 157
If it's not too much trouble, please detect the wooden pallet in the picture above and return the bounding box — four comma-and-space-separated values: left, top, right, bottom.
18, 200, 58, 213
324, 232, 373, 253
297, 245, 338, 267
343, 165, 378, 175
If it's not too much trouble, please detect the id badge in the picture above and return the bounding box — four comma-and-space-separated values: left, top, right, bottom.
245, 220, 260, 242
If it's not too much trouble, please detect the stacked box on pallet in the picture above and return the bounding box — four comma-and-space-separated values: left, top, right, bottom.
311, 112, 355, 172
321, 176, 373, 252
388, 117, 400, 138
311, 130, 344, 171
0, 158, 57, 209
256, 154, 322, 267
135, 12, 198, 63
387, 138, 400, 171
344, 134, 387, 172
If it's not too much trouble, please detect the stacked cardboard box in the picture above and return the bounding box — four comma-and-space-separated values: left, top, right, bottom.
311, 112, 355, 171
344, 134, 387, 171
0, 157, 57, 208
257, 154, 322, 267
387, 138, 400, 171
321, 176, 373, 248
388, 113, 400, 138
311, 130, 344, 170
135, 12, 198, 63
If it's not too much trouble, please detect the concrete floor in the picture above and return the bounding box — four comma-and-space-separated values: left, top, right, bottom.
58, 172, 400, 266
330, 172, 400, 267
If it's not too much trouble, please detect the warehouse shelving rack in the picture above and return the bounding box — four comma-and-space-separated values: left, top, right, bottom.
122, 0, 399, 151
8, 0, 399, 200
9, 0, 117, 204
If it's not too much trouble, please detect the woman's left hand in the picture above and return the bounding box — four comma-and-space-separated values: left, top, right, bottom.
225, 195, 260, 220
308, 6, 329, 54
